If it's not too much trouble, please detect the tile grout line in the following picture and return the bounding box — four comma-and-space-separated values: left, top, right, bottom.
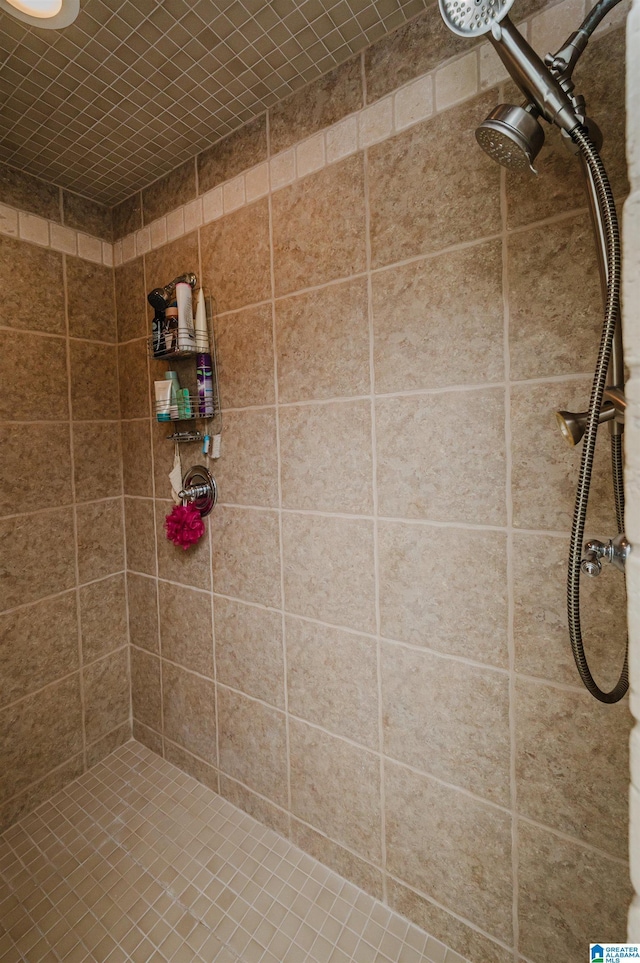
500, 154, 520, 962
196, 214, 221, 793
60, 250, 88, 775
112, 259, 133, 747
361, 46, 388, 908
265, 105, 293, 828
140, 248, 166, 760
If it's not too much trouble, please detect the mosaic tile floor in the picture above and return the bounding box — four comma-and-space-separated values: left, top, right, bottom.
0, 742, 466, 963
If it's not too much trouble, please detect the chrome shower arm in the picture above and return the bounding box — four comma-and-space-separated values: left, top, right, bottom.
488, 16, 580, 132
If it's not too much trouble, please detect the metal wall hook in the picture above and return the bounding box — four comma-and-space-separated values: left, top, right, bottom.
179, 465, 217, 517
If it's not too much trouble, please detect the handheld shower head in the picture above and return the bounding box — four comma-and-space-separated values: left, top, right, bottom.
438, 0, 581, 136
476, 104, 545, 172
438, 0, 515, 36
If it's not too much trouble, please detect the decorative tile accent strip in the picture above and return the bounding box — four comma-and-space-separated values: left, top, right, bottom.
112, 0, 618, 267
0, 201, 114, 266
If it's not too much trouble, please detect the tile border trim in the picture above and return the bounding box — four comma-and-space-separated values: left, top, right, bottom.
111, 0, 628, 268
0, 202, 114, 266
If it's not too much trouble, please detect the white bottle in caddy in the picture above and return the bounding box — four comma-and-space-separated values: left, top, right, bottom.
176, 281, 196, 352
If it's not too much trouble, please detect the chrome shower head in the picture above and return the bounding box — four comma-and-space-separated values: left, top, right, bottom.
438, 0, 515, 37
476, 104, 545, 173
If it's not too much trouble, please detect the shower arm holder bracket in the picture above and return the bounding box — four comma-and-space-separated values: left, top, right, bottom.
179, 465, 217, 517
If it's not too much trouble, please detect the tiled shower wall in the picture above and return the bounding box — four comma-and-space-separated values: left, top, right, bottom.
115, 8, 632, 963
0, 179, 131, 831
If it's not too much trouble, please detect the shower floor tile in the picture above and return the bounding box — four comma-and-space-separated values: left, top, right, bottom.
0, 742, 464, 963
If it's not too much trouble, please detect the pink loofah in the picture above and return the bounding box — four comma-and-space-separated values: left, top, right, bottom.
165, 503, 205, 550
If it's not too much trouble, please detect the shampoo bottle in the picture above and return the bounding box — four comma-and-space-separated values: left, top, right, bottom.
195, 289, 214, 417
176, 281, 196, 351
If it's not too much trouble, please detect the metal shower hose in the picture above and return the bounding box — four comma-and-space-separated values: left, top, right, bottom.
567, 125, 628, 703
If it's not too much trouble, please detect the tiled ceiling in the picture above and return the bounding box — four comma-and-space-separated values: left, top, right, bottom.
0, 0, 427, 205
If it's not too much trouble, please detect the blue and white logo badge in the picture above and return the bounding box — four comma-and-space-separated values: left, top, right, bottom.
591, 945, 640, 961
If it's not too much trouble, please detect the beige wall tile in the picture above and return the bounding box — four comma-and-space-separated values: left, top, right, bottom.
67, 258, 116, 342
387, 880, 514, 963
1, 334, 68, 422
211, 506, 281, 607
290, 820, 384, 900
269, 58, 363, 155
364, 8, 470, 103
0, 676, 83, 804
275, 278, 370, 403
118, 340, 149, 419
115, 258, 147, 343
142, 160, 196, 225
216, 303, 275, 409
572, 26, 628, 200
518, 821, 630, 961
165, 740, 218, 792
0, 593, 78, 707
513, 532, 627, 687
113, 194, 142, 243
133, 719, 163, 754
144, 231, 199, 294
80, 573, 128, 664
0, 508, 75, 610
511, 379, 617, 532
63, 191, 112, 242
378, 522, 508, 667
198, 115, 267, 194
127, 573, 159, 653
0, 424, 72, 517
280, 401, 372, 514
159, 580, 213, 678
286, 616, 379, 749
372, 240, 504, 393
86, 722, 131, 768
162, 662, 216, 764
200, 200, 271, 313
272, 155, 366, 297
505, 122, 585, 230
214, 596, 285, 708
516, 677, 630, 858
375, 389, 506, 525
368, 93, 501, 269
131, 646, 162, 732
282, 514, 376, 633
0, 164, 60, 221
70, 341, 119, 420
381, 642, 510, 804
73, 421, 122, 502
0, 755, 83, 836
121, 419, 153, 497
508, 215, 601, 380
289, 719, 381, 863
155, 500, 211, 590
214, 409, 279, 508
384, 760, 513, 941
125, 497, 157, 576
217, 687, 288, 807
219, 774, 289, 836
76, 498, 124, 583
0, 235, 64, 335
83, 647, 130, 743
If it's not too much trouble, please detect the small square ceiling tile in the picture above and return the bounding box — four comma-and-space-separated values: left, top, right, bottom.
0, 0, 427, 204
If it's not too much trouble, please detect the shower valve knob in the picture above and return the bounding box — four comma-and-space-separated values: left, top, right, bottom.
581, 549, 602, 577
581, 534, 631, 577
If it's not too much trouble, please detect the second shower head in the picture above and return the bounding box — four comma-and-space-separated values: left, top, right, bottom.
475, 104, 545, 172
